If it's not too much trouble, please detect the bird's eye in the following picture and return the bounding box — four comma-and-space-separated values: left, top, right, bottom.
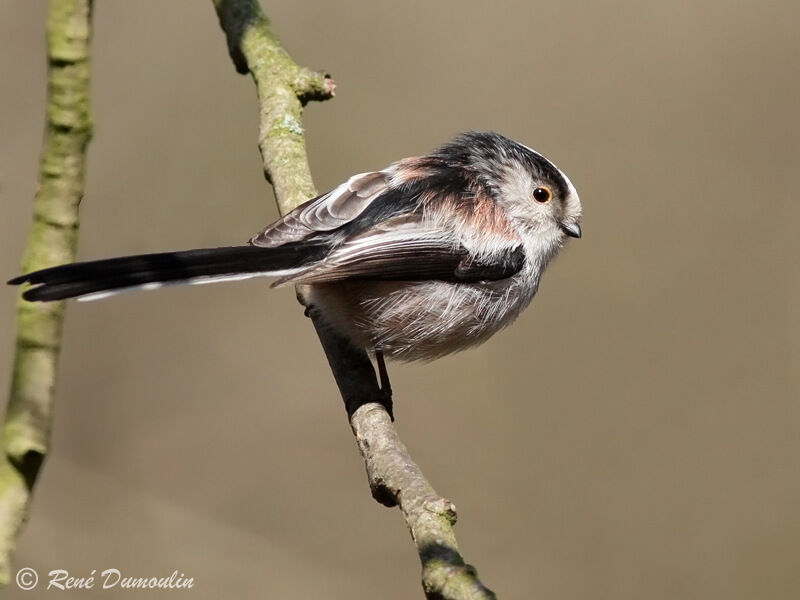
532, 186, 552, 203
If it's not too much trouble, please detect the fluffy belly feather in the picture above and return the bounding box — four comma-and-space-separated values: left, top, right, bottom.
307, 276, 536, 362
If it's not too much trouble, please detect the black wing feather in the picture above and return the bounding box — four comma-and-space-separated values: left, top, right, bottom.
276, 239, 524, 286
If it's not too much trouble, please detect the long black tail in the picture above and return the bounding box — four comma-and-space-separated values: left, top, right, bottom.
8, 243, 327, 302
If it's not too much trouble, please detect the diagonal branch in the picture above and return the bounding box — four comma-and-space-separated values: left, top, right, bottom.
0, 0, 94, 585
212, 1, 496, 598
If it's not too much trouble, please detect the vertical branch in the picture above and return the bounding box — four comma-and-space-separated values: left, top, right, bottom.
212, 1, 496, 598
0, 0, 93, 584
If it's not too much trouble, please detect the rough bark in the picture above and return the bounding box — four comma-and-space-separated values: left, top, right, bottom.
0, 0, 94, 585
212, 1, 496, 598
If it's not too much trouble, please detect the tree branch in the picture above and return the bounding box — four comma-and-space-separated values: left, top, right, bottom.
212, 1, 496, 598
0, 0, 94, 585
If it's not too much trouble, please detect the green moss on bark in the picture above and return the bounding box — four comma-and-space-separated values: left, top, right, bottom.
213, 0, 332, 214
0, 0, 93, 585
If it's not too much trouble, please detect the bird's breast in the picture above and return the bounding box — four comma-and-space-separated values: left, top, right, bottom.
307, 273, 537, 362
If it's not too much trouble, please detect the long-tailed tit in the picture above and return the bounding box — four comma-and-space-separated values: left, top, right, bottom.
9, 132, 582, 366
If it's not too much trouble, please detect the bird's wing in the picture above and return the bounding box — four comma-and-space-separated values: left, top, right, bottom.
259, 156, 526, 286
250, 170, 392, 247
273, 213, 525, 287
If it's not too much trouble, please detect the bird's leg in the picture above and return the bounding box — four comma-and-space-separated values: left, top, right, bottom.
297, 290, 393, 419
375, 350, 394, 421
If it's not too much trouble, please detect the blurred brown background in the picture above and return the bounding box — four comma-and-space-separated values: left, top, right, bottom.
1, 1, 798, 598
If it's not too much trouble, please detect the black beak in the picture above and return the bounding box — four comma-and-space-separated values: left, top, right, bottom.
559, 221, 582, 239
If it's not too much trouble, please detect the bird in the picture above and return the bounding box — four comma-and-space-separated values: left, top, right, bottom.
9, 131, 582, 395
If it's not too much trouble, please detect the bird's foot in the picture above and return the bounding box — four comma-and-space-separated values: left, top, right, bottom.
377, 385, 394, 421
